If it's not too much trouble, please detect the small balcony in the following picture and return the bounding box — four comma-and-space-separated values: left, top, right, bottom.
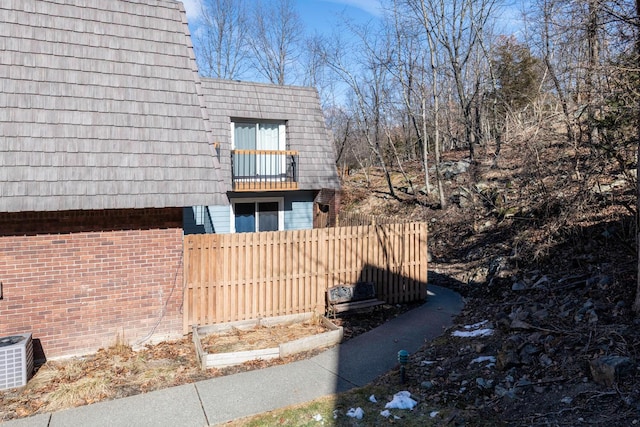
231, 149, 299, 191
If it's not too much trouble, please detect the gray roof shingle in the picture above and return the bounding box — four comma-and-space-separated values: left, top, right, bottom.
200, 78, 340, 191
0, 0, 226, 213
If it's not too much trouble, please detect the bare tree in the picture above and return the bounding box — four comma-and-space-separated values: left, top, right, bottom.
249, 0, 303, 85
585, 0, 601, 146
404, 0, 498, 162
385, 2, 428, 197
394, 0, 447, 208
320, 24, 399, 198
633, 0, 640, 314
195, 0, 250, 79
324, 105, 354, 173
424, 21, 447, 208
524, 0, 583, 177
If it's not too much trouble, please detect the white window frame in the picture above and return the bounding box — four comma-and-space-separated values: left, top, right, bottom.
229, 197, 285, 233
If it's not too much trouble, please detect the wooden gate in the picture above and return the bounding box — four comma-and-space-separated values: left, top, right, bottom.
183, 222, 427, 332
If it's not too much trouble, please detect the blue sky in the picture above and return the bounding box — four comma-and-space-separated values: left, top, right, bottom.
178, 0, 382, 35
179, 0, 524, 41
177, 0, 523, 88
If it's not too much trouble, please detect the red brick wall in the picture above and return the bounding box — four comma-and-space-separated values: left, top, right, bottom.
0, 208, 185, 359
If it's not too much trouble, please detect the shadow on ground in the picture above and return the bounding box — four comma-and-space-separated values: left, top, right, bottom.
331, 272, 466, 425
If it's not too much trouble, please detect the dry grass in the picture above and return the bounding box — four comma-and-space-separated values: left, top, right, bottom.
0, 318, 336, 422
45, 376, 112, 411
0, 337, 206, 422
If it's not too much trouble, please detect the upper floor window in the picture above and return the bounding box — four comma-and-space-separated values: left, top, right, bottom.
231, 121, 286, 151
230, 120, 298, 191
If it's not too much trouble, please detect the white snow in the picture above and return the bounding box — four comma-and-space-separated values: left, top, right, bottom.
421, 360, 436, 366
452, 328, 494, 338
385, 391, 417, 410
453, 320, 494, 337
430, 411, 440, 418
465, 320, 489, 329
369, 394, 377, 403
471, 355, 497, 364
346, 407, 364, 419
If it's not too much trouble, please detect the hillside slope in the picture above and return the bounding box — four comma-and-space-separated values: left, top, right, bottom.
340, 132, 638, 425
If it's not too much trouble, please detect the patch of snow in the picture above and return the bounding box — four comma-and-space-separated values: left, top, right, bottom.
464, 320, 488, 329
471, 356, 497, 364
430, 411, 440, 418
385, 391, 417, 410
346, 407, 364, 419
380, 410, 391, 418
421, 360, 436, 366
452, 328, 494, 338
369, 394, 377, 403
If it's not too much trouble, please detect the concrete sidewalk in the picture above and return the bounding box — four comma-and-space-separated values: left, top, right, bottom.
1, 285, 463, 427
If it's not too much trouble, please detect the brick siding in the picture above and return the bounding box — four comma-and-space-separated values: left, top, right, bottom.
0, 208, 185, 359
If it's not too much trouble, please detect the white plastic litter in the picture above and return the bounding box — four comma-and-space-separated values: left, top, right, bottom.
369, 394, 377, 403
313, 414, 323, 422
385, 391, 417, 410
346, 407, 364, 419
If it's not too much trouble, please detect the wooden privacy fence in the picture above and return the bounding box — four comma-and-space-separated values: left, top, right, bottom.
183, 222, 428, 333
336, 212, 417, 227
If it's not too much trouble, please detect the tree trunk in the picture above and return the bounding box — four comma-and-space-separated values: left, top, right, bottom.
633, 0, 640, 313
421, 97, 432, 195
586, 0, 600, 146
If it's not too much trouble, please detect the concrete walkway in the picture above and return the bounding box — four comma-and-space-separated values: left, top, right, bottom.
1, 285, 463, 427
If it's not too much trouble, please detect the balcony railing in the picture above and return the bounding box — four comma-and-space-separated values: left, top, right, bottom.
231, 149, 299, 191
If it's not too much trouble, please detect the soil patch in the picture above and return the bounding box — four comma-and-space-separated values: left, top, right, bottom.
201, 321, 329, 354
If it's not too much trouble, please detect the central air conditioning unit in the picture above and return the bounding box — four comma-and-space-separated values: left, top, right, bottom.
0, 333, 34, 390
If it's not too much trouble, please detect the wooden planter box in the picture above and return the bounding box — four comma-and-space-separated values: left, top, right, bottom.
192, 313, 343, 370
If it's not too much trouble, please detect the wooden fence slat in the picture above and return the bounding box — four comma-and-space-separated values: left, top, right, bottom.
182, 238, 191, 334
201, 237, 208, 324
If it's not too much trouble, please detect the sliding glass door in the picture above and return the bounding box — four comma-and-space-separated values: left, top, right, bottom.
232, 200, 282, 233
